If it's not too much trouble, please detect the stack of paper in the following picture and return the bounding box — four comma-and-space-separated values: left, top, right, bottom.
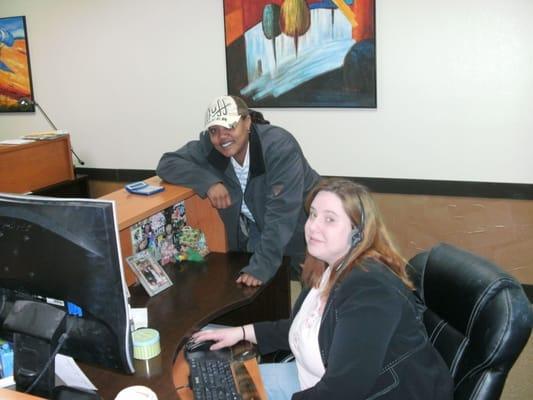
0, 139, 35, 145
23, 130, 68, 140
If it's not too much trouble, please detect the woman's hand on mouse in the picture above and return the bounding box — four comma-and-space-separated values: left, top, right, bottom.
192, 325, 256, 350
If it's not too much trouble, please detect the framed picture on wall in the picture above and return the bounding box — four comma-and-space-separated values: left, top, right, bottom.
0, 16, 35, 112
223, 0, 376, 108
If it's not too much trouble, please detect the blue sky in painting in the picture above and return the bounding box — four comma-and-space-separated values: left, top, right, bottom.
0, 16, 26, 40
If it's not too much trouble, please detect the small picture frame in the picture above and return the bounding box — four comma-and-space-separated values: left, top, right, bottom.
126, 250, 173, 296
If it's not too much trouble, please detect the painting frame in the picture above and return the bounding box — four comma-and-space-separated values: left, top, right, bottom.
223, 0, 376, 108
0, 15, 35, 113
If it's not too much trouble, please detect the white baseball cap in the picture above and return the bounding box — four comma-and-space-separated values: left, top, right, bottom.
204, 95, 248, 130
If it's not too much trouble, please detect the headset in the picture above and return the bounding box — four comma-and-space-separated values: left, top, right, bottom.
336, 192, 365, 272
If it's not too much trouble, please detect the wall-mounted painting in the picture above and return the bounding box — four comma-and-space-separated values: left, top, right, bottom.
0, 16, 35, 112
223, 0, 376, 108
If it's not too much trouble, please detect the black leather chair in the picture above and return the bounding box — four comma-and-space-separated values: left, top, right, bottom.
408, 243, 533, 400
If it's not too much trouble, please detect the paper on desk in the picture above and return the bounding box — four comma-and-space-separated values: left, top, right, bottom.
0, 375, 15, 388
201, 323, 232, 330
0, 139, 35, 145
130, 307, 148, 330
55, 354, 97, 391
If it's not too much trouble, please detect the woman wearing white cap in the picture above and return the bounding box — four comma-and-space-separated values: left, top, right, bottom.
157, 95, 320, 286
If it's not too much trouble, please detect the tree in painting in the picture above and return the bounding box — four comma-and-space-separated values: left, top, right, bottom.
280, 0, 310, 57
262, 4, 282, 66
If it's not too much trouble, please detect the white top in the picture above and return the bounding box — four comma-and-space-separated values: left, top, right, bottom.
289, 267, 331, 390
230, 143, 255, 222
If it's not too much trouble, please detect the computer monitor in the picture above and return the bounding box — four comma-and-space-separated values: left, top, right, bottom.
0, 193, 134, 397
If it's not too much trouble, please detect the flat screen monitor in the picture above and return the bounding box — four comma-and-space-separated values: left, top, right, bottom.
0, 193, 134, 395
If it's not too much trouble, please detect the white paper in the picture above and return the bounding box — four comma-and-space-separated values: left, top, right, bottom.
130, 307, 148, 330
0, 139, 35, 145
55, 354, 97, 391
201, 323, 232, 330
0, 375, 15, 388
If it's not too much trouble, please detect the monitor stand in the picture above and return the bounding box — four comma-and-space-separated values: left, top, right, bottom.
3, 300, 66, 398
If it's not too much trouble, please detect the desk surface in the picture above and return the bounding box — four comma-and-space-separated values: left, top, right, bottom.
0, 252, 288, 399
0, 389, 42, 399
80, 252, 280, 400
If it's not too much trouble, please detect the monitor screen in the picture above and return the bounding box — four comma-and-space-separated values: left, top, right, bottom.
0, 193, 134, 379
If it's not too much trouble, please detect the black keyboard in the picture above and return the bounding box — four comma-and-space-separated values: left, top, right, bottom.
185, 347, 242, 400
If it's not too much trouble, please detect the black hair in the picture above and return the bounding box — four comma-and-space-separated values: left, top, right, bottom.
249, 109, 270, 125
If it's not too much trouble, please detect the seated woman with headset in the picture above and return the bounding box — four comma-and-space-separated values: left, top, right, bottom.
192, 178, 453, 399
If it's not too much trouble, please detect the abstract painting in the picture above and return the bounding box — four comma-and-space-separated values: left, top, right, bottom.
0, 16, 35, 112
223, 0, 376, 108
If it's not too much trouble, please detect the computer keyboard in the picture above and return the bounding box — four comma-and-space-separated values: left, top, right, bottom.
185, 346, 242, 400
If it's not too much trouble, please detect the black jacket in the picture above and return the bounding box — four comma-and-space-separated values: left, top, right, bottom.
254, 259, 454, 399
156, 124, 319, 282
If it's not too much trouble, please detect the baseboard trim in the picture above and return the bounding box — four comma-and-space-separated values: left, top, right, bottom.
75, 168, 533, 200
334, 176, 533, 200
76, 168, 155, 182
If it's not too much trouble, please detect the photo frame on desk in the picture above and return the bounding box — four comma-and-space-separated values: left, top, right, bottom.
126, 250, 173, 297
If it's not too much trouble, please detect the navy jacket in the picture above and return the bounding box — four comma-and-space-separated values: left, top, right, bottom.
156, 124, 320, 282
254, 259, 454, 399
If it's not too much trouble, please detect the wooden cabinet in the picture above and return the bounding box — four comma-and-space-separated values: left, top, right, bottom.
99, 176, 228, 286
0, 135, 74, 193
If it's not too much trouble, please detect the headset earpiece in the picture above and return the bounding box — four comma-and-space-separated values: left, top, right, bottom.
351, 229, 362, 247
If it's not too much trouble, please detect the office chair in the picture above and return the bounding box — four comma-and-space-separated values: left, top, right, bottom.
408, 243, 533, 400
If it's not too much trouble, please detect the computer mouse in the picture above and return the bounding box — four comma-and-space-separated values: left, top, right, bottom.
185, 339, 216, 353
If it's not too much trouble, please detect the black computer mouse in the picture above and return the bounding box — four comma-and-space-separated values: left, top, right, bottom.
185, 339, 216, 353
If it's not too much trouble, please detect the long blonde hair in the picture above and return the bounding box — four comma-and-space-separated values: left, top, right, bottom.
302, 178, 413, 296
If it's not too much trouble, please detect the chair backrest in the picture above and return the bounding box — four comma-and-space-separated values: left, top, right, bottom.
408, 243, 532, 400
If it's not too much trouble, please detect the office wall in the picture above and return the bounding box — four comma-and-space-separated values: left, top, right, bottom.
1, 0, 532, 184
375, 193, 533, 285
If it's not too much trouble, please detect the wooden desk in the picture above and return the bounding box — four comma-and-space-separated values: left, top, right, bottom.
173, 342, 267, 400
1, 254, 284, 400
1, 180, 289, 399
80, 252, 286, 399
0, 390, 42, 399
98, 176, 290, 324
0, 135, 74, 193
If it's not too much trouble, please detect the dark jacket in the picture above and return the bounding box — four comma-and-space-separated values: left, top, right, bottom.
254, 259, 454, 399
156, 124, 320, 282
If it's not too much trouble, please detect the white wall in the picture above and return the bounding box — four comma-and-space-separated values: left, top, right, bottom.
1, 0, 532, 184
